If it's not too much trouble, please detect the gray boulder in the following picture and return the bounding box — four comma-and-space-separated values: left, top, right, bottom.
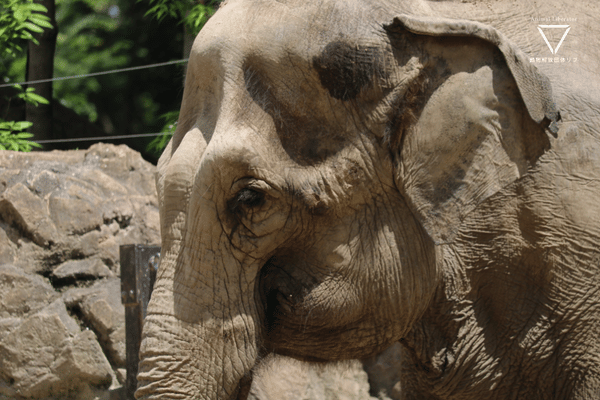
63, 278, 126, 367
0, 264, 58, 319
0, 299, 113, 398
0, 143, 160, 277
52, 258, 114, 284
0, 144, 160, 399
249, 357, 377, 400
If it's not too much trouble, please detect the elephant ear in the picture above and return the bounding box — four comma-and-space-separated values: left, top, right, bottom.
388, 15, 561, 133
385, 15, 561, 244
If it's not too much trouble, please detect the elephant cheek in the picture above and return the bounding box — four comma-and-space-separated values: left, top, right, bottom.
136, 261, 261, 400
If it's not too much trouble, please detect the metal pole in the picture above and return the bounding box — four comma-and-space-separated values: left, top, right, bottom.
120, 245, 160, 400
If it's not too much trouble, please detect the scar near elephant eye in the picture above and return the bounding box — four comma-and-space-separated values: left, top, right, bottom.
228, 188, 266, 215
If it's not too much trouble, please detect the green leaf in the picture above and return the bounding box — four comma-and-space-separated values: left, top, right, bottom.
13, 9, 26, 23
13, 121, 33, 130
14, 132, 34, 139
23, 92, 49, 105
27, 3, 49, 13
29, 15, 53, 29
0, 119, 40, 151
146, 110, 178, 155
23, 21, 44, 33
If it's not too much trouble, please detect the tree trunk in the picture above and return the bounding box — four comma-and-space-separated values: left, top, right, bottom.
26, 0, 57, 148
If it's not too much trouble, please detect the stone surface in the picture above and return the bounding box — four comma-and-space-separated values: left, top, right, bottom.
52, 258, 114, 283
0, 311, 68, 398
53, 330, 114, 387
249, 357, 377, 400
0, 143, 160, 277
0, 228, 14, 265
0, 144, 160, 399
48, 189, 104, 235
363, 343, 404, 400
63, 279, 126, 367
0, 264, 57, 318
0, 317, 21, 342
0, 182, 59, 247
0, 300, 112, 398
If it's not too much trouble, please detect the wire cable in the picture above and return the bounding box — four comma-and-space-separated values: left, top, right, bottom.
1, 58, 182, 145
0, 59, 189, 89
32, 131, 172, 144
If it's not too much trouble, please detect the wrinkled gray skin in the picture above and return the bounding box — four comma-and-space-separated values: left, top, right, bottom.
136, 0, 600, 399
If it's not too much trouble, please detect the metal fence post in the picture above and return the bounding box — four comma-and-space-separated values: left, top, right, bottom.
120, 245, 161, 400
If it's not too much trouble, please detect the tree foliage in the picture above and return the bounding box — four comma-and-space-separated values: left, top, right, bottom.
146, 109, 178, 154
52, 0, 189, 161
142, 0, 221, 155
0, 0, 52, 151
0, 120, 38, 151
143, 0, 219, 36
0, 0, 53, 58
1, 0, 220, 159
2, 0, 187, 159
52, 0, 132, 123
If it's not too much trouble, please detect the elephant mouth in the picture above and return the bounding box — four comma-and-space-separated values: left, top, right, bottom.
258, 256, 313, 334
259, 258, 297, 330
257, 257, 355, 361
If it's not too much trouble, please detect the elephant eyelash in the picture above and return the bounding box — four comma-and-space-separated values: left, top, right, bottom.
238, 188, 265, 208
228, 188, 266, 216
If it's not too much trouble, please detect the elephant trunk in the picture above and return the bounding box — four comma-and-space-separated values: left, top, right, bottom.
135, 130, 264, 399
135, 238, 261, 399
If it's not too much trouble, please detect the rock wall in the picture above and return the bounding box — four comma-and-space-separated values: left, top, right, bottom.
0, 144, 158, 399
0, 143, 402, 400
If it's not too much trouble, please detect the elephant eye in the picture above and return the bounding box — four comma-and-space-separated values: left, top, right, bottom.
228, 188, 266, 215
237, 188, 265, 207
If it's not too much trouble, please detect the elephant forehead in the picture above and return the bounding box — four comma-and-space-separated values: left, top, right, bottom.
194, 0, 310, 57
183, 0, 396, 171
198, 0, 373, 53
191, 0, 388, 104
167, 0, 402, 204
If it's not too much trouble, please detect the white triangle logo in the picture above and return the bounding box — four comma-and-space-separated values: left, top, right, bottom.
538, 25, 571, 54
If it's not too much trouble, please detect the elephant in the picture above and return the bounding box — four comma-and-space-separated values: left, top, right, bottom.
136, 0, 600, 399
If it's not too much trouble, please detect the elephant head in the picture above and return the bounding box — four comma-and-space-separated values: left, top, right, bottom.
136, 0, 569, 399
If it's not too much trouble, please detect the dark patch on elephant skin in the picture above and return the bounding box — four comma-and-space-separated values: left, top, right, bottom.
259, 257, 304, 335
313, 41, 382, 101
243, 63, 347, 165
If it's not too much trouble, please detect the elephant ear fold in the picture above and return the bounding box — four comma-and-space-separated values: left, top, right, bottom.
385, 15, 562, 245
386, 15, 561, 136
